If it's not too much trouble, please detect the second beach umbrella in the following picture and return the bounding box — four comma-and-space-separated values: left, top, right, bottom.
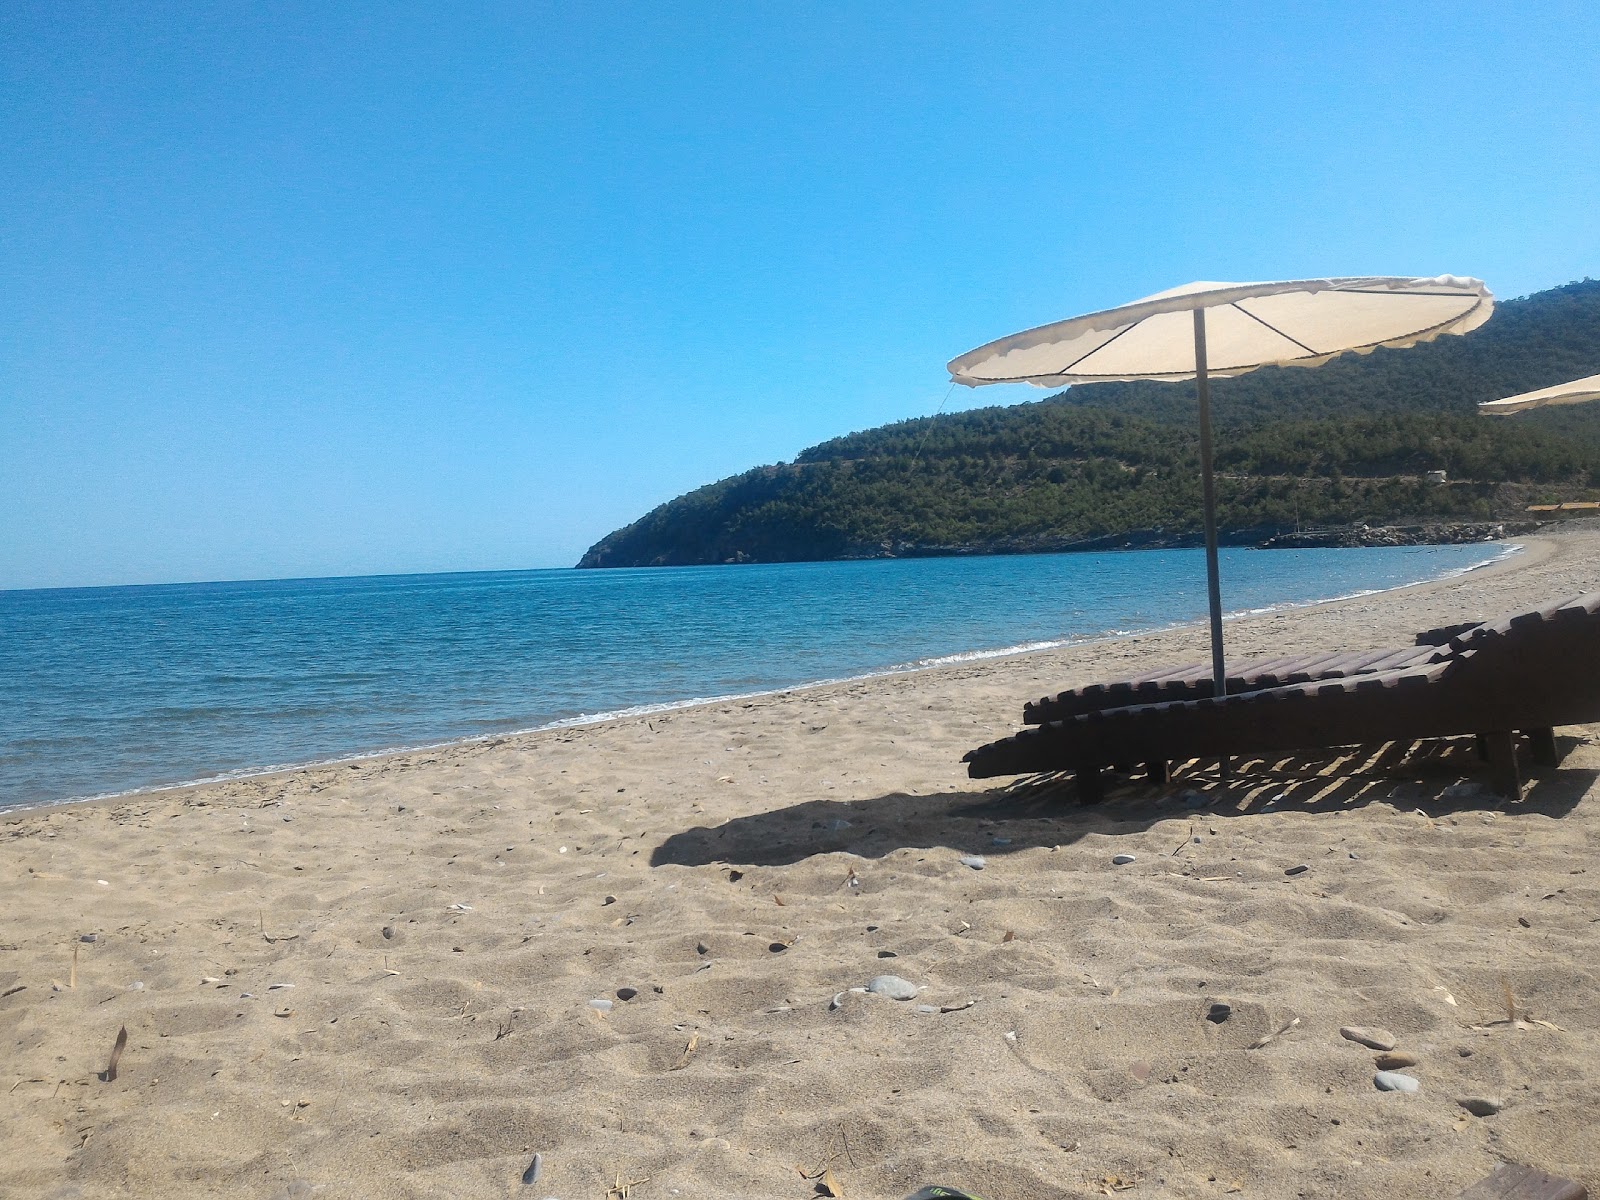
948, 275, 1494, 697
1478, 372, 1600, 414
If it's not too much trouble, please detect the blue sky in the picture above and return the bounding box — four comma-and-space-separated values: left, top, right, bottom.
3, 2, 1598, 589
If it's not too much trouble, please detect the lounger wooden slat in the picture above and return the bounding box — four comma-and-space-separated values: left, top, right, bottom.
1027, 649, 1420, 724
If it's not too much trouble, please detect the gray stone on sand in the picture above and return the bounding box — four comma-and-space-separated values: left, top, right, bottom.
1374, 1071, 1420, 1093
959, 854, 986, 870
866, 975, 920, 1000
1111, 853, 1136, 866
1206, 1002, 1232, 1023
1340, 1025, 1397, 1051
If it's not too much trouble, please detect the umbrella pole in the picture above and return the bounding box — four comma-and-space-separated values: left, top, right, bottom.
1193, 308, 1226, 700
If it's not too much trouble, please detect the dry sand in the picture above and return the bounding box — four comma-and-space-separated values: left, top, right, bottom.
4, 529, 1600, 1200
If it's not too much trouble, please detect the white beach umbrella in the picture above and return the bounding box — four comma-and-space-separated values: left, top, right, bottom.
948, 275, 1494, 698
1478, 372, 1600, 414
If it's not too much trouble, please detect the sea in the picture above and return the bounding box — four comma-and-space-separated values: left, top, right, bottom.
0, 543, 1513, 811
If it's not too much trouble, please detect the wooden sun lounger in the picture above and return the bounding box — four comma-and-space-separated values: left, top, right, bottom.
966, 594, 1600, 801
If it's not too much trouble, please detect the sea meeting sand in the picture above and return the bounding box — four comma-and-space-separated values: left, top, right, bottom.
4, 529, 1600, 1200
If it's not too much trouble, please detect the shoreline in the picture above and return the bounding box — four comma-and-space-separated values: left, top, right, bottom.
4, 540, 1524, 821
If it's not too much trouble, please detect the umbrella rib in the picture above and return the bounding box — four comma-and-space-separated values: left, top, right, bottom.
1229, 302, 1319, 357
1054, 318, 1143, 376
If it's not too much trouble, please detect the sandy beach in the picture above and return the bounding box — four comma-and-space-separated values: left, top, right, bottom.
5, 529, 1600, 1200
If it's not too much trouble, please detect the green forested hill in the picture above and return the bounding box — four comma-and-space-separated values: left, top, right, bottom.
578, 280, 1600, 568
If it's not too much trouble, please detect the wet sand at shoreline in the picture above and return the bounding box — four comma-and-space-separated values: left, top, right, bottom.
4, 527, 1599, 1199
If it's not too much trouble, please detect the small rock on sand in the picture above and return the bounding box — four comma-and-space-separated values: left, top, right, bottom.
1206, 1003, 1232, 1023
866, 975, 920, 1000
959, 854, 986, 870
1374, 1052, 1417, 1070
1341, 1026, 1397, 1051
1374, 1071, 1420, 1093
1111, 854, 1135, 866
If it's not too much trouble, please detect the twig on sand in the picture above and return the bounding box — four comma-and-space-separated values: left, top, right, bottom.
669, 1032, 699, 1070
99, 1026, 128, 1082
606, 1169, 650, 1199
1248, 1016, 1300, 1050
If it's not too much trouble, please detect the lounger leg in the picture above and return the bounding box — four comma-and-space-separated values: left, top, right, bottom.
1146, 760, 1170, 785
1481, 731, 1521, 799
1527, 727, 1559, 767
1076, 766, 1104, 805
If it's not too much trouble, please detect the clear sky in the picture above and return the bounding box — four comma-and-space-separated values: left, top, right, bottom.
3, 2, 1598, 589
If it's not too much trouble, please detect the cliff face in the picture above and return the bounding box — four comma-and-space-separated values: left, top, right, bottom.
577, 281, 1600, 569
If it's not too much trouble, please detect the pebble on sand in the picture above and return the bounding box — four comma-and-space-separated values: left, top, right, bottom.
866, 975, 920, 1000
587, 998, 614, 1012
959, 854, 986, 870
1373, 1071, 1420, 1093
1374, 1052, 1418, 1070
1369, 1075, 1420, 1094
1206, 1002, 1232, 1024
1340, 1026, 1397, 1051
1111, 854, 1136, 866
1284, 864, 1309, 876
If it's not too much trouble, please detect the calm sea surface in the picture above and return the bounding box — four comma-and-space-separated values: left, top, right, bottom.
0, 544, 1511, 810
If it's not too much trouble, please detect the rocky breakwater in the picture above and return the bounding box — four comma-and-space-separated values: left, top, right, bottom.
1259, 520, 1544, 550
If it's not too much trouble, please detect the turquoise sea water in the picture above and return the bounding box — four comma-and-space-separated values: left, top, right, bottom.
0, 544, 1512, 810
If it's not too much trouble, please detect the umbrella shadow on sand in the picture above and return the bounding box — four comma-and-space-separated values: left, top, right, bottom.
650, 734, 1592, 869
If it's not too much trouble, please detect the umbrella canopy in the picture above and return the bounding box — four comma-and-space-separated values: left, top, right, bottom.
948, 275, 1494, 699
1479, 372, 1600, 414
948, 276, 1493, 386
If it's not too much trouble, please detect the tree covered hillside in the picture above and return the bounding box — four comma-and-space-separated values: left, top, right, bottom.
578, 280, 1600, 568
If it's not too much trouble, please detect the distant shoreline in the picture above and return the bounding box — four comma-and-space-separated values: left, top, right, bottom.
579, 520, 1545, 568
